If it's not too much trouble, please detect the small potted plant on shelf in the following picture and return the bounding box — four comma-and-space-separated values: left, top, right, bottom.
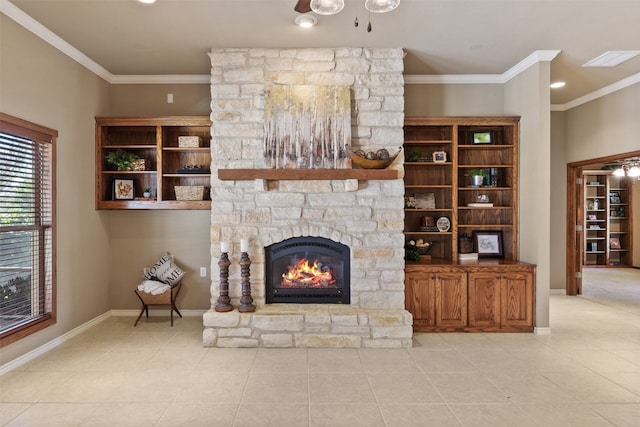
105, 149, 140, 171
143, 187, 152, 198
465, 169, 489, 187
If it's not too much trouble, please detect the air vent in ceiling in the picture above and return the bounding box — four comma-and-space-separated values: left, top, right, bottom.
583, 51, 640, 67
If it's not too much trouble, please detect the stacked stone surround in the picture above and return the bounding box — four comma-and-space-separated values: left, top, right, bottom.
204, 47, 412, 348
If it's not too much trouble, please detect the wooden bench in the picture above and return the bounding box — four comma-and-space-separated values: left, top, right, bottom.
134, 282, 182, 326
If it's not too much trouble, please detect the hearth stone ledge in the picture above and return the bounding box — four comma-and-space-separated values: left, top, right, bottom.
203, 305, 413, 348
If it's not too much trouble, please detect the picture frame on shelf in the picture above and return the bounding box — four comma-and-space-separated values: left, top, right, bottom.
472, 130, 493, 144
587, 214, 597, 220
609, 237, 621, 249
113, 178, 135, 200
609, 191, 622, 204
433, 151, 447, 163
472, 230, 503, 258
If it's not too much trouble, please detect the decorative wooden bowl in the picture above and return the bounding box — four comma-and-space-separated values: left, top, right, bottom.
351, 150, 400, 169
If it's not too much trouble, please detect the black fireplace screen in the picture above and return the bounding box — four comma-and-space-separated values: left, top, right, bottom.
265, 237, 350, 304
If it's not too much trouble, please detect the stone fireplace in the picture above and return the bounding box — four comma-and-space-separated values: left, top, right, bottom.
203, 47, 412, 348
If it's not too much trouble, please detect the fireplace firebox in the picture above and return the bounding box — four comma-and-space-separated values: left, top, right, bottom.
265, 237, 350, 304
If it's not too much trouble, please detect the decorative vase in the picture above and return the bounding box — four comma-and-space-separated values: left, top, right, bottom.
471, 175, 484, 186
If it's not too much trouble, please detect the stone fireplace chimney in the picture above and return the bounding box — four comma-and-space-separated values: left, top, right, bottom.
203, 48, 412, 348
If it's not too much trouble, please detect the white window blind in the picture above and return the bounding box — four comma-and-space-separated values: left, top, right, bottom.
0, 114, 56, 346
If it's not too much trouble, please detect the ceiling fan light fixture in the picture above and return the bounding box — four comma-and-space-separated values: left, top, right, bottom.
310, 0, 345, 15
628, 166, 640, 177
295, 14, 318, 28
613, 167, 626, 177
365, 0, 400, 13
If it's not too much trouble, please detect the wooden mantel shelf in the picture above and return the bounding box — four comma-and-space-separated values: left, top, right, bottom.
217, 168, 399, 181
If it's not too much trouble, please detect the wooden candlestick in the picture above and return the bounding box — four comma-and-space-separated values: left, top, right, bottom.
215, 252, 233, 312
238, 251, 255, 313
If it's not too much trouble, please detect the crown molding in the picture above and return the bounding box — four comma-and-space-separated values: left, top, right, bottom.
109, 74, 211, 84
405, 50, 561, 85
551, 71, 640, 111
404, 74, 503, 84
1, 0, 112, 82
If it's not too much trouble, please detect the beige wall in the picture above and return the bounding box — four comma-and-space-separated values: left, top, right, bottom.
505, 62, 552, 330
106, 84, 212, 312
1, 15, 111, 363
405, 84, 505, 116
564, 84, 640, 163
550, 112, 567, 289
109, 84, 210, 117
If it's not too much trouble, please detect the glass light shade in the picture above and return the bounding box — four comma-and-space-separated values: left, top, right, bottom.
365, 0, 401, 13
613, 167, 625, 176
310, 0, 345, 15
295, 14, 318, 28
627, 166, 640, 177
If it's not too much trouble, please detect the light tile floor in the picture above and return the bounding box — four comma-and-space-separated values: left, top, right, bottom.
1, 269, 640, 426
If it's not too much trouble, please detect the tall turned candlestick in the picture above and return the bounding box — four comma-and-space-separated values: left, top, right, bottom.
215, 251, 233, 312
238, 250, 255, 313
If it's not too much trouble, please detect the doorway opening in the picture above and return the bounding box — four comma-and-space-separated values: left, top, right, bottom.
566, 150, 640, 295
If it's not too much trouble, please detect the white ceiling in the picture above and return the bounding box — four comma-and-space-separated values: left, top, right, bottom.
6, 0, 640, 107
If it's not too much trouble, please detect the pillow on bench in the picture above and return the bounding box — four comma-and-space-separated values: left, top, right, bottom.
144, 253, 185, 286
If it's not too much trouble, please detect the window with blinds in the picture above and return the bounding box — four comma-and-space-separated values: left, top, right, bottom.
0, 113, 57, 347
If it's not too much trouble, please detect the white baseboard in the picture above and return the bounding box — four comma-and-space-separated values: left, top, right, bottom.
0, 311, 111, 376
534, 327, 552, 335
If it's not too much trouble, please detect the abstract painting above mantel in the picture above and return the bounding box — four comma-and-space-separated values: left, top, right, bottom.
263, 84, 351, 169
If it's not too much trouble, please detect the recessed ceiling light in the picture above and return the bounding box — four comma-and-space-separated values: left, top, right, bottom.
295, 14, 318, 28
550, 81, 566, 89
138, 0, 156, 4
583, 51, 640, 67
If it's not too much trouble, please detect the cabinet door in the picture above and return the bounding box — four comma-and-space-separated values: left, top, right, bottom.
499, 270, 534, 329
435, 272, 467, 328
405, 272, 436, 329
468, 272, 500, 328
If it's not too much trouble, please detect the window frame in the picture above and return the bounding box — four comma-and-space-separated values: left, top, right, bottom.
0, 113, 57, 347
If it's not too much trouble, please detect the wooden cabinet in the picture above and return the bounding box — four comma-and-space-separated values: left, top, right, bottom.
468, 271, 499, 329
405, 269, 436, 328
405, 266, 467, 330
95, 116, 212, 210
435, 270, 468, 328
583, 171, 633, 266
406, 261, 535, 332
404, 117, 519, 261
499, 269, 535, 329
403, 117, 531, 333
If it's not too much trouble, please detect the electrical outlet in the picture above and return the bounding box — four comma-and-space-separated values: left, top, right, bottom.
199, 267, 206, 277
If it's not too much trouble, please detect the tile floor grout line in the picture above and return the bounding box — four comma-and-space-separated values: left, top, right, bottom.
230, 347, 259, 427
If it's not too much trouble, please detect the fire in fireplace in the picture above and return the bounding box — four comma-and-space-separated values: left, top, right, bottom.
265, 236, 350, 304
